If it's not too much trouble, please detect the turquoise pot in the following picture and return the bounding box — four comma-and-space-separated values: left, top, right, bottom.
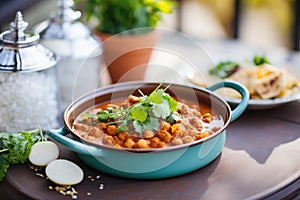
47, 81, 249, 179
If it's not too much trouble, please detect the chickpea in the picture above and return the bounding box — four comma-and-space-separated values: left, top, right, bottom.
150, 137, 164, 148
195, 134, 202, 141
200, 130, 212, 138
202, 113, 212, 123
98, 122, 107, 130
158, 130, 172, 143
189, 117, 202, 130
190, 107, 201, 117
128, 95, 140, 104
160, 121, 171, 131
114, 143, 122, 148
171, 124, 180, 134
73, 123, 88, 132
134, 139, 149, 148
87, 136, 99, 143
117, 132, 128, 142
188, 130, 198, 137
212, 126, 221, 132
102, 135, 115, 146
156, 141, 165, 148
182, 135, 194, 144
180, 104, 189, 116
171, 138, 183, 146
174, 129, 186, 138
124, 138, 135, 148
79, 132, 88, 139
106, 125, 117, 136
107, 103, 119, 109
143, 130, 155, 138
87, 127, 102, 138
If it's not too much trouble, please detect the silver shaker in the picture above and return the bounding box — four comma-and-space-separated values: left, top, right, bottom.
0, 11, 60, 132
33, 0, 103, 110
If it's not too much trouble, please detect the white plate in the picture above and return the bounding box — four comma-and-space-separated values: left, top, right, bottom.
186, 71, 300, 110
225, 91, 300, 110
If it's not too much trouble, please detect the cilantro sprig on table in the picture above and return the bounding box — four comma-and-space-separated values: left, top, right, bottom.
86, 83, 180, 134
0, 129, 44, 181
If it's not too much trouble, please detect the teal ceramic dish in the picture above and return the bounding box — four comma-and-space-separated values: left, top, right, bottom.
47, 81, 249, 179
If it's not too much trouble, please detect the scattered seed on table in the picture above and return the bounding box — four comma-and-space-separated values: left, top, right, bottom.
99, 183, 104, 190
35, 173, 44, 178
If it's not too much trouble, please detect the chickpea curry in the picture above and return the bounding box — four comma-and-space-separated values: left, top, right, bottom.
73, 84, 224, 149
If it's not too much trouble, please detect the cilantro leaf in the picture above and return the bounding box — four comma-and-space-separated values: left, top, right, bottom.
142, 118, 160, 131
148, 89, 164, 103
132, 121, 144, 134
163, 93, 178, 112
117, 121, 129, 132
167, 112, 181, 124
130, 107, 147, 122
97, 111, 109, 122
152, 100, 171, 119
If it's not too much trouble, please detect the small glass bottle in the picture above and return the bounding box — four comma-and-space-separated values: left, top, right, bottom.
0, 11, 60, 132
33, 0, 103, 110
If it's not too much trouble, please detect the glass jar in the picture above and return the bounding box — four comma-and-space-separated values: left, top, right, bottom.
0, 11, 60, 132
33, 0, 103, 110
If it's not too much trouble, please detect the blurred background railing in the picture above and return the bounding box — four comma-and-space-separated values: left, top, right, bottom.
0, 0, 299, 51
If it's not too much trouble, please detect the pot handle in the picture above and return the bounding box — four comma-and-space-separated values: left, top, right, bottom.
207, 80, 249, 122
47, 127, 103, 156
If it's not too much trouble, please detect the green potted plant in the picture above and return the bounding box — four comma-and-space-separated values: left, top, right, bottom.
79, 0, 176, 83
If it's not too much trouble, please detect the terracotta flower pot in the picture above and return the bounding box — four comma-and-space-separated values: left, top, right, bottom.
95, 31, 158, 83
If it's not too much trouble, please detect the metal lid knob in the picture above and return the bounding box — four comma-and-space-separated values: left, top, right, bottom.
52, 0, 81, 24
1, 11, 39, 46
0, 11, 57, 72
34, 0, 88, 40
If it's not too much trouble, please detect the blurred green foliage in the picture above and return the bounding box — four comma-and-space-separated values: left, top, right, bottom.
77, 0, 177, 35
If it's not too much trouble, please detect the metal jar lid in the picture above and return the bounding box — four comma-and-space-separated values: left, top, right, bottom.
33, 0, 102, 59
0, 11, 58, 72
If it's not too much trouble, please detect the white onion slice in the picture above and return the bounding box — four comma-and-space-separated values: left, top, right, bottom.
45, 159, 84, 185
29, 141, 59, 166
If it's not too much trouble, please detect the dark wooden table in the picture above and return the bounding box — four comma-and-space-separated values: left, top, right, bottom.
0, 100, 299, 200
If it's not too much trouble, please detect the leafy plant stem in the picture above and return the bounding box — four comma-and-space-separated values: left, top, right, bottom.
0, 149, 8, 153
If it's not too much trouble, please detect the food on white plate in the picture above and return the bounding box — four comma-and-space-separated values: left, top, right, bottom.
45, 159, 84, 186
209, 56, 299, 99
29, 141, 59, 166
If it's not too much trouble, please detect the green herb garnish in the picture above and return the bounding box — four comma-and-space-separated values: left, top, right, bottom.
253, 55, 270, 66
0, 129, 45, 182
209, 61, 240, 78
86, 83, 179, 134
209, 56, 271, 79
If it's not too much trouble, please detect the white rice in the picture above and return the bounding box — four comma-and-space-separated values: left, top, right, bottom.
0, 70, 60, 132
